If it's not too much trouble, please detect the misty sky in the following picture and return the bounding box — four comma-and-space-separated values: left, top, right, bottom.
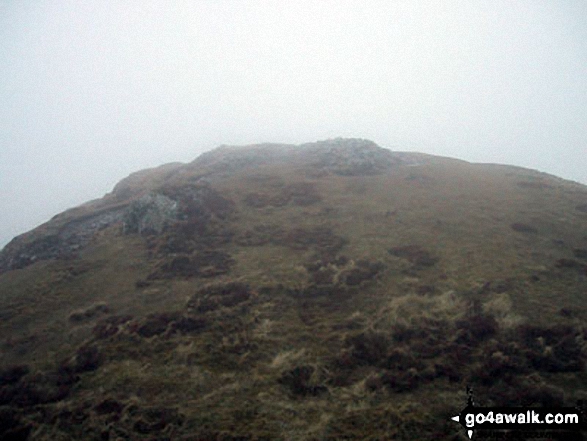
1, 1, 586, 249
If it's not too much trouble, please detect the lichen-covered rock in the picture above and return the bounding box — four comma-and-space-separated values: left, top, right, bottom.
0, 206, 126, 273
122, 193, 178, 235
191, 138, 415, 177
301, 138, 406, 176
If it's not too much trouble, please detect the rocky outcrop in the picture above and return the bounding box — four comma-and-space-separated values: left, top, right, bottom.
0, 206, 127, 273
122, 193, 177, 235
299, 138, 408, 175
190, 138, 420, 177
0, 139, 412, 274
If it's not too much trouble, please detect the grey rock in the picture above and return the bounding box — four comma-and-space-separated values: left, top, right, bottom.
122, 193, 177, 235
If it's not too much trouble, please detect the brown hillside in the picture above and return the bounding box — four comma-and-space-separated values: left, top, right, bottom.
1, 138, 586, 440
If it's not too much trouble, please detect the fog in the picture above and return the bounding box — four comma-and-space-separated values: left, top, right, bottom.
1, 1, 586, 248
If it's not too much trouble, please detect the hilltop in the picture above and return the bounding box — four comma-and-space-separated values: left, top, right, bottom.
1, 138, 586, 440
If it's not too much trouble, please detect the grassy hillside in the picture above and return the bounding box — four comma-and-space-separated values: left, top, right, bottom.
1, 139, 586, 440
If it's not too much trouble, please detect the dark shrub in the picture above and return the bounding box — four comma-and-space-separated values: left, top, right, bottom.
10, 370, 76, 407
137, 312, 180, 338
559, 307, 576, 318
55, 365, 79, 386
75, 345, 102, 372
0, 365, 29, 386
380, 369, 420, 392
383, 348, 421, 371
278, 226, 347, 254
166, 256, 193, 275
104, 314, 134, 325
133, 407, 184, 433
573, 248, 587, 260
525, 384, 565, 407
93, 314, 134, 338
56, 407, 89, 429
135, 279, 151, 288
172, 317, 207, 334
69, 303, 110, 323
0, 408, 20, 434
364, 373, 384, 391
532, 339, 584, 373
416, 285, 436, 295
556, 258, 586, 272
388, 245, 438, 268
278, 366, 327, 397
68, 312, 87, 323
296, 284, 344, 299
311, 267, 335, 285
333, 255, 349, 266
455, 314, 498, 344
148, 251, 234, 279
95, 398, 124, 415
0, 385, 18, 406
0, 408, 32, 441
518, 324, 577, 348
92, 314, 133, 340
219, 290, 250, 308
93, 322, 119, 339
444, 343, 473, 365
491, 378, 565, 407
192, 297, 218, 314
187, 283, 251, 313
244, 192, 271, 208
510, 223, 538, 233
391, 324, 417, 343
134, 418, 163, 434
433, 363, 462, 382
342, 260, 384, 286
518, 324, 584, 373
347, 332, 390, 366
473, 350, 528, 386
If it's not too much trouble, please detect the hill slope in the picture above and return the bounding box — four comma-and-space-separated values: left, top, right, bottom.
1, 138, 586, 440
